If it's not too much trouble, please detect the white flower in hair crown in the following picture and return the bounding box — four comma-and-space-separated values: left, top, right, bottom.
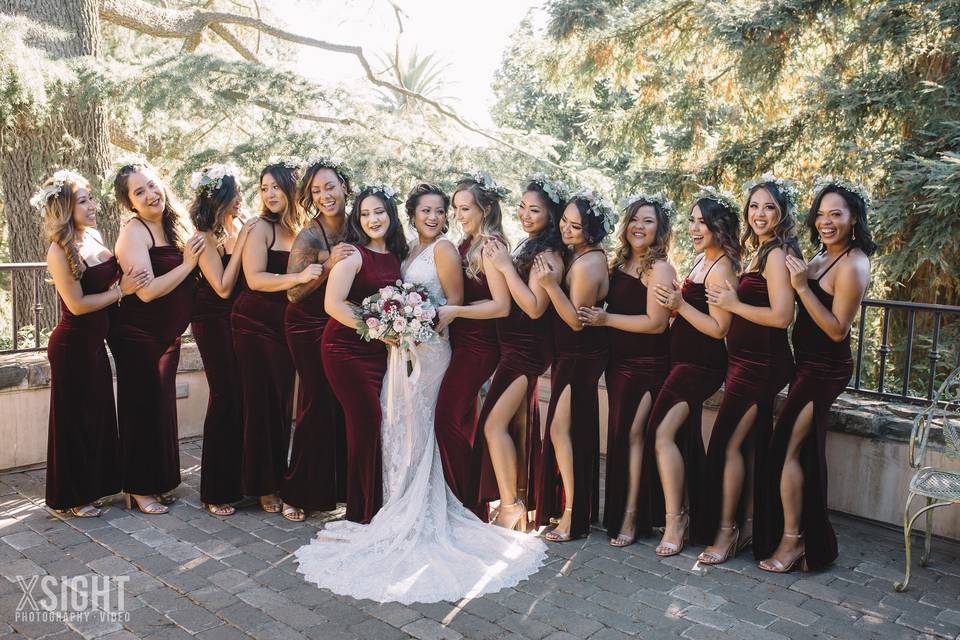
266, 155, 304, 171
190, 163, 241, 197
621, 191, 675, 216
365, 183, 398, 202
529, 173, 569, 204
30, 169, 86, 211
813, 175, 872, 208
466, 170, 509, 199
744, 172, 800, 217
571, 185, 617, 234
304, 155, 351, 181
695, 185, 740, 215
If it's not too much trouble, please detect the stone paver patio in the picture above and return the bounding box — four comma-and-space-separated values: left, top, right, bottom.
1, 437, 959, 640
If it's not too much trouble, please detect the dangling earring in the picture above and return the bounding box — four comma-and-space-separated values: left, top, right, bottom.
851, 227, 856, 241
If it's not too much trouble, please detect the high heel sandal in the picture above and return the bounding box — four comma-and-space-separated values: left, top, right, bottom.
758, 532, 808, 573
493, 500, 527, 531
610, 509, 637, 548
544, 507, 574, 542
204, 503, 236, 517
737, 517, 753, 552
655, 510, 689, 557
281, 503, 306, 522
697, 523, 740, 565
124, 493, 168, 515
59, 504, 102, 518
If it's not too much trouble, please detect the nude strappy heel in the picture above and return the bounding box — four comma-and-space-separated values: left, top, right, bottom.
655, 510, 689, 557
698, 523, 740, 565
758, 532, 808, 573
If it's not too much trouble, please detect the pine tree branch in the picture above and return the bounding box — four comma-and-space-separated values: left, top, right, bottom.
99, 0, 563, 169
209, 23, 260, 63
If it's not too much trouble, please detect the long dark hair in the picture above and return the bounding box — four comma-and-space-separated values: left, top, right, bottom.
611, 199, 672, 277
405, 182, 450, 234
259, 163, 305, 233
742, 181, 802, 272
514, 182, 564, 280
807, 185, 877, 256
565, 196, 610, 247
189, 174, 239, 245
114, 163, 188, 250
298, 161, 352, 218
345, 188, 409, 261
695, 197, 742, 273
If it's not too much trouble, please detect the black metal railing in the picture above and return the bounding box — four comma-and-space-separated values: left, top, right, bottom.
0, 263, 58, 354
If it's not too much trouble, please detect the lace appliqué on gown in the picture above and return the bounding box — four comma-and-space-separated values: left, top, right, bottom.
294, 238, 546, 604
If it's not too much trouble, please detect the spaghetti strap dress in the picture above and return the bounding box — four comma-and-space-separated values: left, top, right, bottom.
753, 249, 852, 569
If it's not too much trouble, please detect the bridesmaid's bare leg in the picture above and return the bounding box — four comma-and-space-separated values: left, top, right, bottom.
484, 376, 529, 523
547, 386, 574, 537
653, 402, 690, 554
616, 392, 653, 543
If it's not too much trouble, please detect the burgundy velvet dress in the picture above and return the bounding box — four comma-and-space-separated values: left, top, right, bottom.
109, 219, 196, 496
476, 272, 553, 512
534, 251, 608, 538
434, 238, 500, 518
602, 269, 670, 540
754, 250, 851, 569
645, 258, 727, 527
282, 223, 346, 511
45, 257, 122, 510
321, 244, 402, 523
232, 223, 294, 497
192, 253, 243, 506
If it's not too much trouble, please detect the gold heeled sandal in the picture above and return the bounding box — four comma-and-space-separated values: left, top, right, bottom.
655, 510, 689, 557
698, 524, 740, 565
758, 532, 808, 573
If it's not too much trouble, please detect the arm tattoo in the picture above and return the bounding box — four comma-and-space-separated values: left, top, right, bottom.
287, 224, 331, 304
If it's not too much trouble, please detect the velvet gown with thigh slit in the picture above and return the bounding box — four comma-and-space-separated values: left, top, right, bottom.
321, 245, 401, 523
691, 271, 794, 544
109, 220, 196, 496
192, 253, 243, 506
232, 224, 295, 497
645, 262, 727, 528
754, 252, 850, 569
602, 269, 670, 540
476, 300, 553, 512
282, 226, 346, 511
45, 257, 122, 510
434, 238, 500, 518
534, 306, 608, 538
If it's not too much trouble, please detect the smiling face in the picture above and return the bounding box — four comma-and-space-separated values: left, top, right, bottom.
453, 189, 483, 237
71, 186, 97, 231
518, 190, 551, 236
413, 193, 447, 242
626, 204, 658, 254
815, 191, 854, 248
125, 169, 165, 217
311, 168, 346, 219
689, 205, 717, 252
359, 195, 390, 240
560, 202, 587, 247
260, 171, 287, 216
747, 187, 780, 241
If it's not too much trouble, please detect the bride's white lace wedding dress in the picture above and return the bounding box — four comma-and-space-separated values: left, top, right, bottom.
294, 238, 546, 604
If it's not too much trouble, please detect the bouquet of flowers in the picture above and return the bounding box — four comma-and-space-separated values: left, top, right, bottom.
356, 280, 438, 352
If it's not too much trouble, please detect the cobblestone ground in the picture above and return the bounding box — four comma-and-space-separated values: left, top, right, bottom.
2, 438, 959, 640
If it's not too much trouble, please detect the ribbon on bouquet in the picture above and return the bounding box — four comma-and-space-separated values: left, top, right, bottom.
383, 345, 422, 492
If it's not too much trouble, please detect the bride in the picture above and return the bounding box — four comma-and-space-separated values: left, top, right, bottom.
295, 183, 546, 604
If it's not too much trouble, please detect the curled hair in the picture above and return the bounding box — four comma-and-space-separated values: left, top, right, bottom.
405, 183, 450, 235
452, 178, 507, 280
42, 174, 89, 280
694, 197, 742, 273
299, 162, 352, 219
742, 182, 802, 272
611, 199, 672, 277
806, 185, 877, 256
566, 196, 611, 247
514, 182, 564, 280
259, 162, 306, 234
113, 163, 188, 250
189, 174, 239, 247
344, 188, 409, 261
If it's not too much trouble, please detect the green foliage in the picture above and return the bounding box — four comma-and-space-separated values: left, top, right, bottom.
375, 48, 457, 113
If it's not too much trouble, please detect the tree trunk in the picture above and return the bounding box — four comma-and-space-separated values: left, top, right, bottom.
0, 0, 117, 340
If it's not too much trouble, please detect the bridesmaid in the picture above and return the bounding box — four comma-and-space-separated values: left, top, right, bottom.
480, 175, 565, 530
188, 163, 257, 516
650, 187, 740, 556
233, 158, 318, 514
434, 177, 511, 518
696, 175, 801, 563
322, 184, 406, 524
40, 171, 148, 517
578, 193, 675, 547
112, 162, 205, 514
756, 177, 874, 572
532, 187, 612, 542
282, 158, 355, 521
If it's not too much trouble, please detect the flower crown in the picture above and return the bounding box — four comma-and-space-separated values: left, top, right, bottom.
30, 170, 87, 211
190, 163, 241, 198
361, 183, 399, 203
570, 185, 617, 235
744, 172, 801, 217
464, 170, 509, 199
694, 185, 740, 216
528, 173, 569, 205
101, 153, 149, 199
813, 175, 872, 208
621, 191, 675, 217
265, 155, 304, 172
304, 155, 351, 183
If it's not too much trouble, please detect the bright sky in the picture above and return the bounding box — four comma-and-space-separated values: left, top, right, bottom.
274, 0, 545, 128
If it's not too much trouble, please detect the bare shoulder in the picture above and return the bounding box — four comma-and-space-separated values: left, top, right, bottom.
650, 259, 676, 281
46, 242, 65, 263
537, 249, 564, 268
838, 249, 871, 278
294, 220, 322, 245
433, 237, 459, 260
707, 256, 738, 285
335, 247, 363, 272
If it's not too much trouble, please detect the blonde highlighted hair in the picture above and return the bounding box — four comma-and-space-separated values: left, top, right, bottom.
610, 199, 672, 278
451, 179, 507, 279
42, 173, 90, 280
260, 162, 306, 234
